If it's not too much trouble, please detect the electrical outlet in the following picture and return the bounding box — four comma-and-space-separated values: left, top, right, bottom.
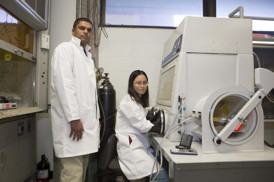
41, 34, 50, 49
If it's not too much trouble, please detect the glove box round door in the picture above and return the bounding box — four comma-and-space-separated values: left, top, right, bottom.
210, 93, 259, 145
193, 85, 264, 153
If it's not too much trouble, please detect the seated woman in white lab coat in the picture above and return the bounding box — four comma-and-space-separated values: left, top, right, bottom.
115, 70, 168, 182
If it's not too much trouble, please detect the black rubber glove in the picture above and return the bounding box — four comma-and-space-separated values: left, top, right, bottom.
149, 110, 163, 134
146, 107, 156, 120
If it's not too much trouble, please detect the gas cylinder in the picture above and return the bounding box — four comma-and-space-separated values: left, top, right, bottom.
98, 73, 116, 149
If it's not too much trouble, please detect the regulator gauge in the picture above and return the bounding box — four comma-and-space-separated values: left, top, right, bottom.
98, 67, 104, 74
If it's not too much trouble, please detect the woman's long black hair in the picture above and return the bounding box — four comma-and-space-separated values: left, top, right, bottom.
128, 70, 149, 108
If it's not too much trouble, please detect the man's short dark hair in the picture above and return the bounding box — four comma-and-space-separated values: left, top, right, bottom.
73, 17, 93, 29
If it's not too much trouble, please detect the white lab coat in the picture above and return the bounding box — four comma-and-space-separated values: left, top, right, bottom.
51, 36, 100, 158
115, 94, 158, 180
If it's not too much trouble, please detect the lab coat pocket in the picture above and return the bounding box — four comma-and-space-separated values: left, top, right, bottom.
129, 135, 147, 157
117, 135, 135, 161
79, 106, 94, 126
79, 105, 89, 116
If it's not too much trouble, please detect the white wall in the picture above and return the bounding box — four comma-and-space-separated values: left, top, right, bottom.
49, 0, 77, 65
99, 27, 173, 106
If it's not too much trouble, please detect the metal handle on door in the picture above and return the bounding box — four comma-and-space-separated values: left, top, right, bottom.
0, 150, 6, 168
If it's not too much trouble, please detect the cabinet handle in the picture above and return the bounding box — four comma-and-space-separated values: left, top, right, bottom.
0, 150, 6, 168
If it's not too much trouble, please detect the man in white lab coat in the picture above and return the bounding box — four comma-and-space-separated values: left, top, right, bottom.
51, 17, 100, 182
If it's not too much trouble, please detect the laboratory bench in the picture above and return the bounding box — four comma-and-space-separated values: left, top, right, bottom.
0, 106, 44, 121
150, 135, 274, 182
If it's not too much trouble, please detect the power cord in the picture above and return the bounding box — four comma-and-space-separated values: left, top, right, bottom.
149, 116, 195, 182
150, 124, 180, 182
